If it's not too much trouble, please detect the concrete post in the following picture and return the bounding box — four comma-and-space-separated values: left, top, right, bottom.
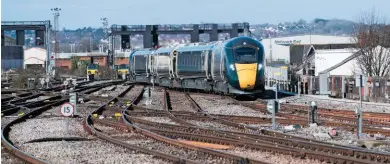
191, 24, 200, 43
230, 23, 239, 38
1, 30, 4, 46
210, 24, 218, 41
143, 25, 153, 48
16, 30, 25, 45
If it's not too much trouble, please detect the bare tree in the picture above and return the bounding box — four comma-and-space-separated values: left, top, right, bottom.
352, 9, 390, 77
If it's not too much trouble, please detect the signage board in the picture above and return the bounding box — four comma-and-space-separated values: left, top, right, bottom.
60, 103, 74, 117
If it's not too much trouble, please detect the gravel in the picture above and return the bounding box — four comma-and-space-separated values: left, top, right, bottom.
123, 85, 144, 101
280, 125, 390, 152
187, 120, 239, 132
9, 117, 90, 145
25, 96, 50, 102
1, 117, 18, 129
190, 94, 270, 117
95, 120, 226, 163
138, 87, 164, 110
1, 145, 26, 164
221, 147, 326, 164
167, 91, 195, 112
137, 117, 178, 125
19, 140, 167, 164
282, 95, 390, 113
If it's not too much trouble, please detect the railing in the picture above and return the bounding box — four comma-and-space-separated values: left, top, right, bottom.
1, 21, 50, 26
218, 24, 232, 30
157, 24, 194, 31
111, 23, 250, 32
111, 25, 147, 32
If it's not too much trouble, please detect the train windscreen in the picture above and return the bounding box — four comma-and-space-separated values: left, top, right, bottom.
233, 47, 257, 64
88, 64, 99, 69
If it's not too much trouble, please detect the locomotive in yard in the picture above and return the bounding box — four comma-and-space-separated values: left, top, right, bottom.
117, 64, 130, 78
129, 36, 265, 95
87, 63, 100, 80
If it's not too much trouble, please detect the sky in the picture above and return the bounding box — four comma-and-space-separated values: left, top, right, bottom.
2, 0, 390, 29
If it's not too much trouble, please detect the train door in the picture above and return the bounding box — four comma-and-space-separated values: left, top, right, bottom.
220, 48, 226, 81
172, 50, 177, 78
207, 50, 212, 79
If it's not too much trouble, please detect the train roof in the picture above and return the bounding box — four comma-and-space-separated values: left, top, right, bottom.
154, 45, 177, 54
131, 49, 154, 56
175, 43, 214, 52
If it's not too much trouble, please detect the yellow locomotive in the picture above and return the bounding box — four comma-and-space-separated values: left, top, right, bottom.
87, 63, 100, 80
117, 64, 129, 79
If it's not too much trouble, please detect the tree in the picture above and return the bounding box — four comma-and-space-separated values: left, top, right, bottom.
71, 56, 80, 70
352, 9, 390, 77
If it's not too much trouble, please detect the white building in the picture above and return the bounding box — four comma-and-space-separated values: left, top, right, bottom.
261, 35, 355, 64
23, 47, 47, 69
313, 49, 360, 76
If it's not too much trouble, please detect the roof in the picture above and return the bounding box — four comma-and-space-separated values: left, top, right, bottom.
57, 53, 107, 59
24, 47, 46, 52
131, 49, 153, 56
315, 48, 359, 54
176, 44, 214, 52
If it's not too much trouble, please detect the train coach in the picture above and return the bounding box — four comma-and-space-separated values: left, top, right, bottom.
129, 36, 265, 95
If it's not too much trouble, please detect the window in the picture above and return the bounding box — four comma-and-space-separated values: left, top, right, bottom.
234, 47, 257, 64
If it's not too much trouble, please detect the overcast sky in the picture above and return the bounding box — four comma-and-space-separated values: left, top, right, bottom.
2, 0, 389, 29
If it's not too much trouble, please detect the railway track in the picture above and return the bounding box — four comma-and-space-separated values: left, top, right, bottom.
3, 80, 389, 163
85, 86, 265, 164
234, 100, 390, 136
1, 80, 124, 163
125, 89, 389, 163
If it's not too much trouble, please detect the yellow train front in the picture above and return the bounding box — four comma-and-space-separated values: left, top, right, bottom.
87, 64, 99, 80
117, 64, 129, 79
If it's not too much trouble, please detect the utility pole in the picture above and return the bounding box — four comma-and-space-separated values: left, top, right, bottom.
51, 7, 61, 68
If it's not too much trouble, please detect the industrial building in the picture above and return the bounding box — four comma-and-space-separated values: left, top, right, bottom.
55, 52, 128, 69
262, 35, 358, 81
261, 34, 356, 65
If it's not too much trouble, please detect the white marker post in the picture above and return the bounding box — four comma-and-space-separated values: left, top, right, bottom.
60, 102, 74, 134
63, 80, 69, 93
45, 77, 50, 89
40, 78, 45, 88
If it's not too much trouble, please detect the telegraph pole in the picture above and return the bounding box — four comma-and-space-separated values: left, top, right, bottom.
51, 7, 61, 68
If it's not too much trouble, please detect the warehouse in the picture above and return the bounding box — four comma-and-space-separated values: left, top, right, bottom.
261, 35, 356, 65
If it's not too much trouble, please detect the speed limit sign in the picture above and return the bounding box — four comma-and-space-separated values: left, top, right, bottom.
60, 102, 74, 117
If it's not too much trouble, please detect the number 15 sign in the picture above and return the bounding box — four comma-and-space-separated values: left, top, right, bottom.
60, 102, 74, 117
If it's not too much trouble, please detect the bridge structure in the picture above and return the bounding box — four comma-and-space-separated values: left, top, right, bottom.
1, 21, 52, 73
108, 22, 250, 66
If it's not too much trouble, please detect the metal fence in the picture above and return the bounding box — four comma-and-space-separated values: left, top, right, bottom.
266, 75, 390, 103
327, 76, 390, 103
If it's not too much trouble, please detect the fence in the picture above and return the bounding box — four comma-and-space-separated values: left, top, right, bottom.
266, 75, 390, 103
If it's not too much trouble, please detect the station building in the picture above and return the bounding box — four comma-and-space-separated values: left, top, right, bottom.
261, 35, 358, 81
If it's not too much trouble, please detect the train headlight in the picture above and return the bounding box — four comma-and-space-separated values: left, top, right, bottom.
229, 64, 235, 71
258, 64, 263, 70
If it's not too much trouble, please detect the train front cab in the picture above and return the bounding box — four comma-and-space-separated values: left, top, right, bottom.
87, 64, 99, 81
214, 37, 265, 95
129, 50, 151, 83
117, 64, 129, 79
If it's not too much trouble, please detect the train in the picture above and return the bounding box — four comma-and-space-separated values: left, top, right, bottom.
87, 63, 100, 80
128, 36, 265, 95
117, 64, 129, 78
